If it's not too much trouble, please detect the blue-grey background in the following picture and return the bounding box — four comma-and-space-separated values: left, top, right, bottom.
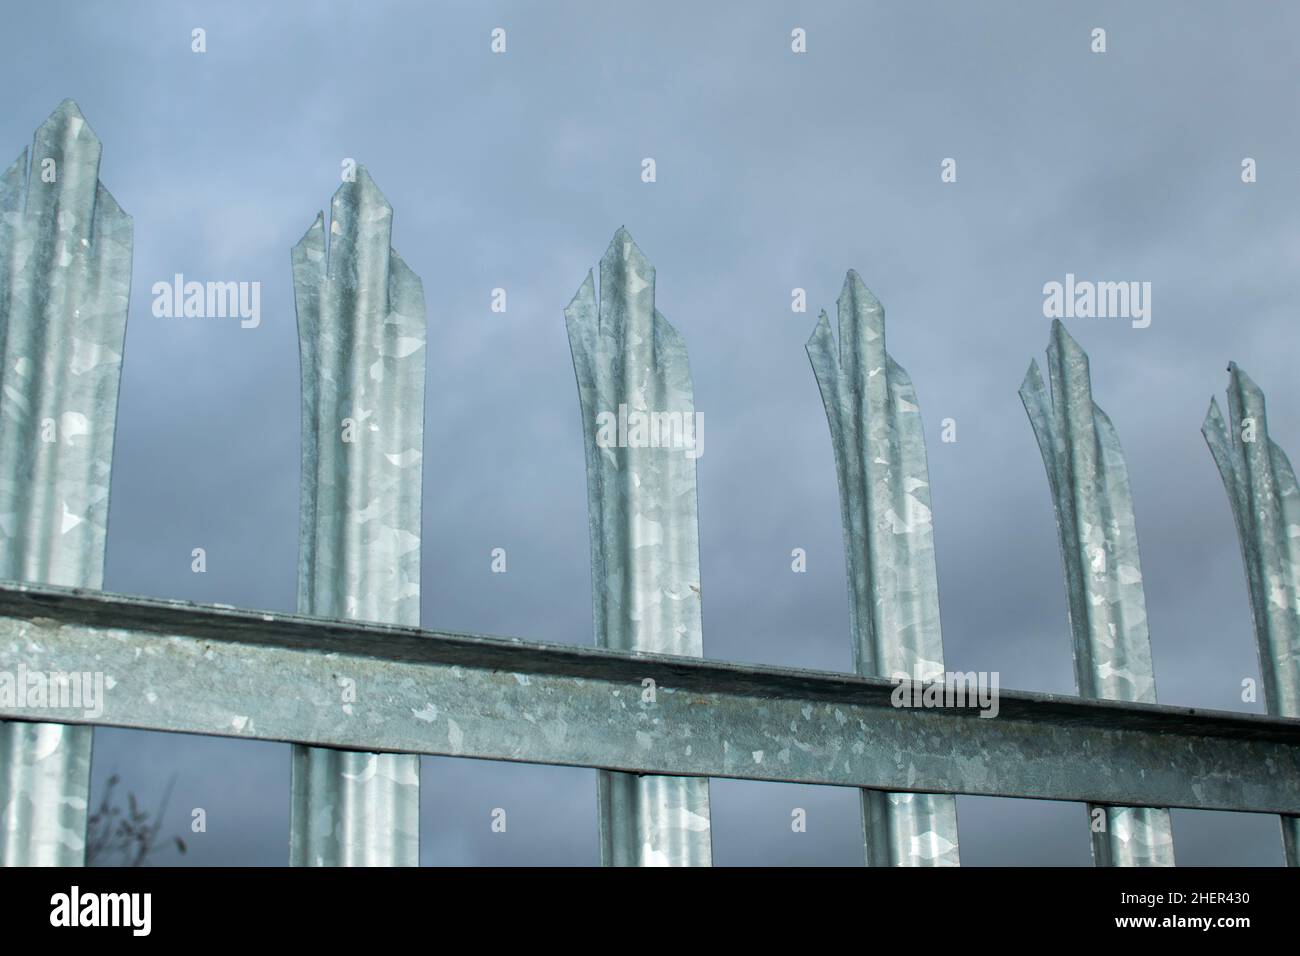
2, 0, 1297, 865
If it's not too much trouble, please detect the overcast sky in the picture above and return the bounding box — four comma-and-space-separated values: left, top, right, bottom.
3, 0, 1298, 865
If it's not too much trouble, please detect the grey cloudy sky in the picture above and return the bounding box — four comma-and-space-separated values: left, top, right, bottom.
3, 0, 1298, 865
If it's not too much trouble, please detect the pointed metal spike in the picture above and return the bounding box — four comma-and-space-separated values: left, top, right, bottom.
566, 230, 711, 867
836, 270, 885, 386
1022, 323, 1175, 866
807, 274, 960, 867
0, 103, 132, 866
290, 172, 424, 867
1204, 365, 1300, 865
598, 226, 655, 338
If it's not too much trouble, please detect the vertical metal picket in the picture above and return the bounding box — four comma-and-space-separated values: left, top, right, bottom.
289, 168, 425, 866
0, 101, 133, 866
1203, 364, 1300, 865
806, 272, 961, 866
566, 228, 712, 866
1020, 320, 1175, 866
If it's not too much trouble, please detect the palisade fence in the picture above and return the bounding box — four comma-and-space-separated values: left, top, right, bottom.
0, 102, 1297, 867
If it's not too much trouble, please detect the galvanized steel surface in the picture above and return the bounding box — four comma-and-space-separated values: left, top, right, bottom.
3, 582, 1297, 814
1204, 364, 1300, 864
1020, 321, 1175, 866
806, 273, 960, 866
0, 102, 132, 866
566, 229, 711, 865
0, 105, 1289, 866
288, 169, 425, 866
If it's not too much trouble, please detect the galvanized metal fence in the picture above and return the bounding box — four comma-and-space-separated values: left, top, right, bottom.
0, 102, 1297, 867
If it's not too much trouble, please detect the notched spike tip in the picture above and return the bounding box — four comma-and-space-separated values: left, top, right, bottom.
837, 270, 885, 335
33, 99, 100, 156
1200, 399, 1238, 489
2, 149, 30, 204
886, 351, 919, 399
1224, 365, 1269, 437
1227, 362, 1263, 400
602, 225, 653, 275
41, 98, 89, 131
1047, 317, 1086, 359
839, 269, 882, 312
330, 165, 393, 219
1019, 358, 1046, 399
294, 211, 326, 250
1202, 396, 1225, 434
805, 309, 836, 354
565, 269, 597, 321
595, 227, 657, 337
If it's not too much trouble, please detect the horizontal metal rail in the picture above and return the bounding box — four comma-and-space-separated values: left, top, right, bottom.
0, 581, 1297, 814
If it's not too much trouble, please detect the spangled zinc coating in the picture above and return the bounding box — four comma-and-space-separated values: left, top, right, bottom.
1204, 364, 1300, 865
566, 228, 712, 866
806, 272, 960, 866
1020, 320, 1175, 866
289, 168, 425, 866
7, 582, 1297, 814
0, 101, 132, 866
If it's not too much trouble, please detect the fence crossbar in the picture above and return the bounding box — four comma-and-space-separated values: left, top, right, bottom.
1, 581, 1297, 815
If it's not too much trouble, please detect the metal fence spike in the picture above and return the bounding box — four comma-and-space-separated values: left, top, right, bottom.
289, 167, 424, 866
566, 228, 712, 866
1203, 363, 1300, 865
806, 273, 961, 866
0, 102, 132, 867
1020, 320, 1175, 866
